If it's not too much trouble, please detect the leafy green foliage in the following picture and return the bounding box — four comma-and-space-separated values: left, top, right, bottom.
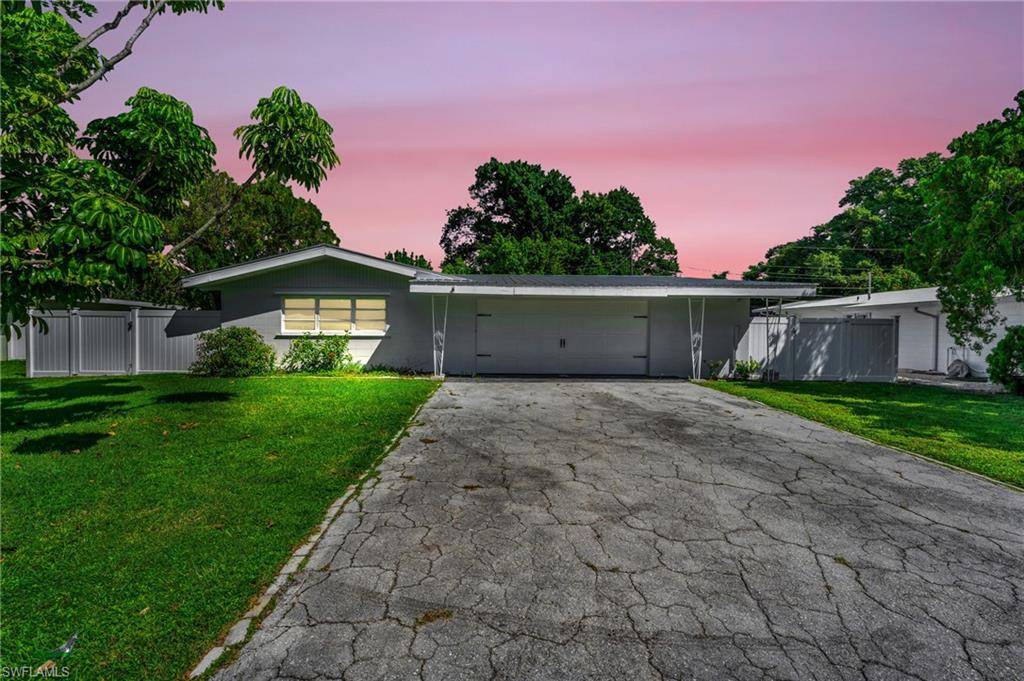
732, 358, 761, 380
235, 86, 340, 192
113, 171, 339, 307
385, 249, 433, 270
743, 155, 940, 296
281, 333, 355, 373
440, 158, 679, 275
912, 91, 1024, 348
166, 86, 340, 258
704, 381, 1024, 487
1, 3, 336, 337
987, 326, 1024, 396
0, 1, 223, 334
191, 327, 276, 377
0, 369, 436, 678
76, 87, 216, 217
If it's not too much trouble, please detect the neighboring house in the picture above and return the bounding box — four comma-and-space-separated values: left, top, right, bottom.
182, 245, 814, 377
777, 288, 1024, 377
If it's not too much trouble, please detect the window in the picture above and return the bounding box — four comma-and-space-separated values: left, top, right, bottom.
282, 297, 387, 334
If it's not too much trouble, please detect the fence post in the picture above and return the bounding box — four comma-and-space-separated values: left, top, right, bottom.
891, 315, 900, 382
129, 308, 140, 375
26, 310, 36, 378
70, 309, 80, 376
841, 318, 850, 382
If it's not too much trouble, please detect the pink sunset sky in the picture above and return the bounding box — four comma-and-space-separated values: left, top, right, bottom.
73, 1, 1023, 277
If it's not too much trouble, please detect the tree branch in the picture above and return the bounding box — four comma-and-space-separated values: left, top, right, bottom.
55, 0, 144, 77
61, 0, 168, 103
166, 170, 260, 258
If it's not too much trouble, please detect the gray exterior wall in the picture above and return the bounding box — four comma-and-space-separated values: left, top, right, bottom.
216, 259, 754, 377
218, 258, 435, 370
648, 298, 751, 377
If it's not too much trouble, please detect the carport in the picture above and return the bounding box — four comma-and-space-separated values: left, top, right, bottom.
409, 274, 814, 377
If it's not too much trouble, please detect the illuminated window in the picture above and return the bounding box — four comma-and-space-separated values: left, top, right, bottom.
282, 297, 386, 333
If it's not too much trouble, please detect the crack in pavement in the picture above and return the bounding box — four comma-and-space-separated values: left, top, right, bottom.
215, 381, 1024, 681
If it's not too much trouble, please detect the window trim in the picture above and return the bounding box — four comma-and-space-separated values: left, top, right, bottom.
280, 295, 389, 336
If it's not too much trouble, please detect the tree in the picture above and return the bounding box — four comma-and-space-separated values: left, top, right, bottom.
439, 158, 679, 275
385, 249, 432, 270
1, 1, 223, 334
743, 154, 941, 296
113, 171, 338, 307
912, 91, 1024, 348
0, 1, 339, 337
165, 86, 339, 257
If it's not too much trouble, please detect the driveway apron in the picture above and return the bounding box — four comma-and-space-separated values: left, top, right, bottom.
215, 380, 1024, 681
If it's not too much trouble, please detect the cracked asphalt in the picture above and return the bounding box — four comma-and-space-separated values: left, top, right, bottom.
215, 380, 1024, 681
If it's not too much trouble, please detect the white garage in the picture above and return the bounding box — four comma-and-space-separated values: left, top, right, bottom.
475, 298, 649, 375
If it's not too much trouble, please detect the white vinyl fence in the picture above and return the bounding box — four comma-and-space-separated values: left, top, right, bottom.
27, 309, 220, 377
736, 317, 899, 382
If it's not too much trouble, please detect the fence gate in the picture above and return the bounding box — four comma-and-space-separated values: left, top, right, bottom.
27, 308, 220, 377
738, 316, 899, 382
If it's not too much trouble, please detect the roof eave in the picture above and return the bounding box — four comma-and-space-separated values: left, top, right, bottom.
409, 284, 816, 298
182, 245, 450, 289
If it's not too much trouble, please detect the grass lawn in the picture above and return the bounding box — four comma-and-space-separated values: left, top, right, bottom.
0, 362, 437, 679
703, 380, 1024, 488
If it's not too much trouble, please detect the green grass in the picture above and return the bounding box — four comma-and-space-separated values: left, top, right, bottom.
0, 364, 437, 679
702, 380, 1024, 488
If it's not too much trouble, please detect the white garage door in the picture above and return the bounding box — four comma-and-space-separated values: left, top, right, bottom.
475, 299, 649, 375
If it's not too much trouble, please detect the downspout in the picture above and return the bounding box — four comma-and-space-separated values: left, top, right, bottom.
913, 306, 939, 372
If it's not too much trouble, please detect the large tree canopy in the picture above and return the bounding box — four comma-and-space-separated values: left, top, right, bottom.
114, 171, 339, 307
911, 91, 1023, 348
0, 1, 339, 336
743, 154, 941, 297
743, 90, 1023, 350
439, 158, 679, 275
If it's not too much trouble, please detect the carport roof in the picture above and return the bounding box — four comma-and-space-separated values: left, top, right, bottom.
410, 273, 815, 298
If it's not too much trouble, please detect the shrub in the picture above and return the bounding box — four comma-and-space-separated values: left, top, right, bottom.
987, 326, 1024, 396
281, 333, 355, 373
705, 359, 726, 380
733, 358, 761, 381
191, 327, 276, 377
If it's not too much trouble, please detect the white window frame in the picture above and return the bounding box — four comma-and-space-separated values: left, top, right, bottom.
280, 296, 388, 336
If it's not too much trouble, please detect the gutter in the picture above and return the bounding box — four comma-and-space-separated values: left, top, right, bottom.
913, 306, 940, 372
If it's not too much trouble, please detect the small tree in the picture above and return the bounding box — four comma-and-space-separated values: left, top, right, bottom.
987, 326, 1024, 396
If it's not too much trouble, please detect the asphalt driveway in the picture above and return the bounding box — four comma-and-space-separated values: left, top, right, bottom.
216, 380, 1024, 681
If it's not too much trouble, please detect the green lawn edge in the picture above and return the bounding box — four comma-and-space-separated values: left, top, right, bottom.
700, 380, 1024, 489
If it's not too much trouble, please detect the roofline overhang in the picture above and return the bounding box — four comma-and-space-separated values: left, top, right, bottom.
408, 284, 817, 298
181, 245, 452, 290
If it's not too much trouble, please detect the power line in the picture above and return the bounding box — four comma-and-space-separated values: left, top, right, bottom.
759, 245, 905, 252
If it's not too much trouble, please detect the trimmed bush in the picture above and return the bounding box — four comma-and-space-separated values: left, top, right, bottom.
281, 333, 355, 373
191, 327, 276, 377
987, 326, 1024, 396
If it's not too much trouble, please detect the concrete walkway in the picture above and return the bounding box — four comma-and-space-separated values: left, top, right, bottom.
216, 380, 1023, 681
